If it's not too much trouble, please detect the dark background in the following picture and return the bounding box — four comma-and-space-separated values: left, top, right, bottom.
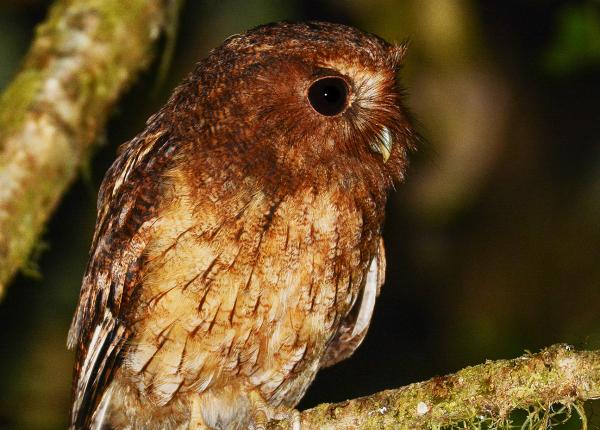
0, 0, 599, 428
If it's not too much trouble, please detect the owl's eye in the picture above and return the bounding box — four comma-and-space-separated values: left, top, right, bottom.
307, 77, 349, 116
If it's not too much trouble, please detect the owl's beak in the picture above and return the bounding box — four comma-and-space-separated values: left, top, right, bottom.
370, 127, 393, 163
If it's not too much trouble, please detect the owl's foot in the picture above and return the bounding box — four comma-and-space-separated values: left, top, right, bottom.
248, 391, 301, 430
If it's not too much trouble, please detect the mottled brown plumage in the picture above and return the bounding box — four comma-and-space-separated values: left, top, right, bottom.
68, 21, 413, 429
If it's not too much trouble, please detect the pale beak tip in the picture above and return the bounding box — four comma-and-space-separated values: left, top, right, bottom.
377, 127, 393, 163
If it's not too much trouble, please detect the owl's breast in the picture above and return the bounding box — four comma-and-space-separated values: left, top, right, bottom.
121, 172, 378, 407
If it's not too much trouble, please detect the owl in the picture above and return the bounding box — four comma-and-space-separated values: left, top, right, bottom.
68, 21, 413, 429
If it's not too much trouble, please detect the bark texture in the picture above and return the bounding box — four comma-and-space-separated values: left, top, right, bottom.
0, 0, 179, 295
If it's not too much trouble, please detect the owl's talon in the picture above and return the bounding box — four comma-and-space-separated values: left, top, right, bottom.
249, 408, 268, 430
289, 409, 302, 430
248, 391, 301, 430
270, 406, 301, 429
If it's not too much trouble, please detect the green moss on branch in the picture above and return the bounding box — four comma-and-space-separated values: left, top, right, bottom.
0, 0, 179, 294
269, 345, 600, 429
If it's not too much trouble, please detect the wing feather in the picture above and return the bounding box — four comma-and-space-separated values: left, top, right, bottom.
320, 238, 386, 368
68, 129, 171, 429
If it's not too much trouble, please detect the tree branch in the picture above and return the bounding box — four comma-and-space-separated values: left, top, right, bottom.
0, 0, 180, 295
269, 344, 600, 429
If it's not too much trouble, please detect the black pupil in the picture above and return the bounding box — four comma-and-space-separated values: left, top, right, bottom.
308, 77, 348, 116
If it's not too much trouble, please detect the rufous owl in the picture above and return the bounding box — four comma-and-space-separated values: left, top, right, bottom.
68, 21, 413, 430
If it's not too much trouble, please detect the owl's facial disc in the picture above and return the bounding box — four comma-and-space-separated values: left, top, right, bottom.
370, 126, 393, 163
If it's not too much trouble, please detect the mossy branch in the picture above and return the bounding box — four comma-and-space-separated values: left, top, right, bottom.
269, 344, 600, 429
0, 0, 181, 296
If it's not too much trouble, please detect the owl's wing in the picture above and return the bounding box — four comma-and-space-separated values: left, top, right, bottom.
320, 238, 386, 368
67, 129, 170, 429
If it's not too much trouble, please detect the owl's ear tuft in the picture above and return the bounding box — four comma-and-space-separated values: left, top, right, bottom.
388, 41, 409, 70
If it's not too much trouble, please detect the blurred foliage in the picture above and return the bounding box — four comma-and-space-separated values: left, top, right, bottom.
544, 2, 600, 75
0, 1, 599, 429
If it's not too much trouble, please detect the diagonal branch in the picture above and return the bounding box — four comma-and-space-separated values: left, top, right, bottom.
269, 344, 600, 429
0, 0, 181, 296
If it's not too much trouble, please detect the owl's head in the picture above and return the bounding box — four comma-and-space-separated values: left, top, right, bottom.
170, 21, 414, 195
